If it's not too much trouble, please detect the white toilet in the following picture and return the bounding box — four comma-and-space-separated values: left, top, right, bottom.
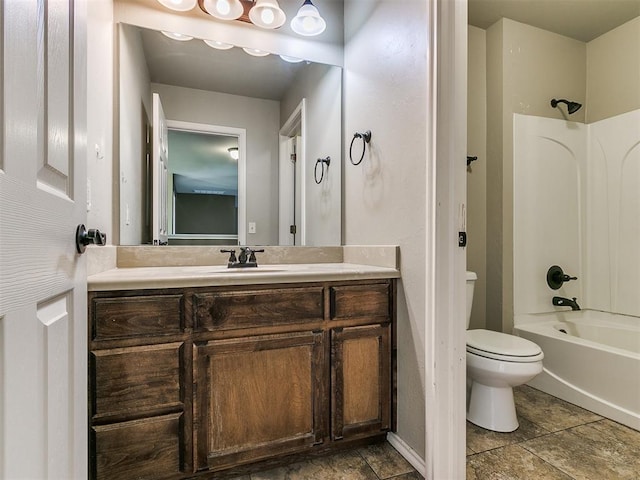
466, 271, 544, 432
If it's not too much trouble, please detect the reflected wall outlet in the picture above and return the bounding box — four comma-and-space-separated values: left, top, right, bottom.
248, 222, 256, 234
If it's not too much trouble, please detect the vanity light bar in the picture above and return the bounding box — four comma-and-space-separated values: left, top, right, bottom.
157, 0, 327, 37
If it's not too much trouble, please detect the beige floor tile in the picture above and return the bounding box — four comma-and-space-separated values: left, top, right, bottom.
389, 472, 424, 480
522, 419, 640, 480
466, 444, 573, 480
514, 385, 601, 432
466, 416, 549, 453
358, 442, 415, 479
250, 450, 378, 480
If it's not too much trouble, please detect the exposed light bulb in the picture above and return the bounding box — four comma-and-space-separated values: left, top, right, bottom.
291, 0, 326, 36
228, 147, 239, 160
242, 47, 270, 57
204, 39, 234, 50
249, 0, 286, 29
261, 8, 275, 25
280, 55, 304, 63
217, 0, 230, 15
201, 0, 243, 20
157, 0, 197, 12
161, 31, 194, 41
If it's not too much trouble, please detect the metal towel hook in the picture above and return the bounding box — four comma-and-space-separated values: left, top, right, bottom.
349, 130, 372, 166
314, 156, 331, 184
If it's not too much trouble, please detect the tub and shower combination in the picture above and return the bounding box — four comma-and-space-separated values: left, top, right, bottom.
514, 311, 640, 431
512, 109, 640, 432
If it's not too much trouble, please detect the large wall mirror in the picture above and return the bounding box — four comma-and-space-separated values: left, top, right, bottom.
118, 20, 342, 246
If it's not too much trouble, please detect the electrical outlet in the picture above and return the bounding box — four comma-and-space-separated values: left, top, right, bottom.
248, 222, 256, 234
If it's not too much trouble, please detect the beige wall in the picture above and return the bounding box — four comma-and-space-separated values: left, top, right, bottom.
587, 16, 640, 123
281, 64, 342, 246
344, 0, 427, 457
118, 24, 152, 246
486, 18, 586, 333
467, 25, 487, 330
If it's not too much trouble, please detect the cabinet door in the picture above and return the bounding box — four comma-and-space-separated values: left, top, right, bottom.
194, 331, 325, 471
331, 324, 391, 440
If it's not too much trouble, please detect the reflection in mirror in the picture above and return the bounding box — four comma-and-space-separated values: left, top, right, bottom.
168, 129, 240, 244
118, 24, 342, 246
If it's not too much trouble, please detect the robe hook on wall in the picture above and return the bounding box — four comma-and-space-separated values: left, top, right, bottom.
314, 156, 331, 184
349, 130, 372, 166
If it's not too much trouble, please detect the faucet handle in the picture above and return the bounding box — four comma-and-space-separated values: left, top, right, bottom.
248, 248, 264, 263
220, 249, 237, 263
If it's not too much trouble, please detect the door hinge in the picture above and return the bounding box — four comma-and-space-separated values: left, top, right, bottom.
290, 153, 297, 163
290, 225, 297, 235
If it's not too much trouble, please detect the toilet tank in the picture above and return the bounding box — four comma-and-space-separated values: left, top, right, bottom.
466, 271, 477, 329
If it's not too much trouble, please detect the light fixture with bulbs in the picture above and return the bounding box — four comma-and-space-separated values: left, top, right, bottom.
161, 31, 194, 41
228, 147, 239, 160
157, 0, 327, 37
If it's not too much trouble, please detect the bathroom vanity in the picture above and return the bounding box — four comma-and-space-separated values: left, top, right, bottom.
87, 260, 398, 479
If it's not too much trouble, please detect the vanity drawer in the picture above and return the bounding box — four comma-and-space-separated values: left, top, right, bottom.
193, 286, 324, 331
330, 283, 391, 320
91, 294, 183, 341
91, 342, 183, 419
92, 413, 182, 480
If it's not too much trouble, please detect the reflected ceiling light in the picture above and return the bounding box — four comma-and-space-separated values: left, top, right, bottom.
157, 0, 197, 11
248, 0, 286, 29
242, 47, 269, 57
291, 0, 326, 36
228, 147, 239, 160
161, 31, 194, 41
204, 39, 234, 50
200, 0, 244, 20
280, 54, 304, 63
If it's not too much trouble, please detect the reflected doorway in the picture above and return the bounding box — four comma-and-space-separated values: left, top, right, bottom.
165, 120, 246, 245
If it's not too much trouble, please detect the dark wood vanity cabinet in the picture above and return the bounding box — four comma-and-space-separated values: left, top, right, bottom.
88, 279, 396, 479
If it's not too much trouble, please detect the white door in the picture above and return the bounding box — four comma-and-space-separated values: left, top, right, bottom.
152, 93, 169, 245
0, 1, 88, 478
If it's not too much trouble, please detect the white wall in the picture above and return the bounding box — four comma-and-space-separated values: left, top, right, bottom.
152, 84, 280, 246
587, 110, 640, 317
118, 24, 152, 245
281, 64, 342, 246
87, 0, 114, 243
513, 110, 640, 320
344, 0, 428, 459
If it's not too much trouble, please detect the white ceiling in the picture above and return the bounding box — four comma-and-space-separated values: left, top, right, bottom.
468, 0, 640, 42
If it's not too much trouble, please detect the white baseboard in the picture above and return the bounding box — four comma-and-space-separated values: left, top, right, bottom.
386, 432, 426, 478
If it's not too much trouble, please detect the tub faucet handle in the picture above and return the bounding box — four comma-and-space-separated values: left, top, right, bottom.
547, 265, 577, 290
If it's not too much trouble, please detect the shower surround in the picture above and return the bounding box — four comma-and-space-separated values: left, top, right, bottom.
512, 110, 640, 430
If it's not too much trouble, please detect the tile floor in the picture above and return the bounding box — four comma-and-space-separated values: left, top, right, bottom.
467, 385, 640, 479
229, 385, 640, 479
229, 442, 423, 480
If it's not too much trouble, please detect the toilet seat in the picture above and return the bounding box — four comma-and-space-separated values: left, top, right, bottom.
466, 329, 543, 363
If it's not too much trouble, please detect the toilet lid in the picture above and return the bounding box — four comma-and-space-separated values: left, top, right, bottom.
466, 329, 543, 362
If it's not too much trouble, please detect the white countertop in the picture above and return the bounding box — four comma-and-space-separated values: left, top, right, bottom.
88, 263, 401, 291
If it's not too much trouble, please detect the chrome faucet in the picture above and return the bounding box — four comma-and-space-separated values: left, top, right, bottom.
221, 247, 264, 268
552, 296, 580, 311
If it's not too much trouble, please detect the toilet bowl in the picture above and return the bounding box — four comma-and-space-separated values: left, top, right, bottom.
466, 272, 543, 432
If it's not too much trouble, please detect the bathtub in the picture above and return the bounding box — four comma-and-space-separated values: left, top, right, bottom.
514, 310, 640, 431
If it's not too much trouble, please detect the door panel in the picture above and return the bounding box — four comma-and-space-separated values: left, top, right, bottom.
194, 331, 325, 471
152, 92, 169, 245
0, 0, 87, 478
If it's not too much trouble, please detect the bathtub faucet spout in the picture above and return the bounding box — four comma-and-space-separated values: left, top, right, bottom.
552, 296, 580, 311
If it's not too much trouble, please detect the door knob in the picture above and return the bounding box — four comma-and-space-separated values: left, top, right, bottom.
75, 224, 106, 254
